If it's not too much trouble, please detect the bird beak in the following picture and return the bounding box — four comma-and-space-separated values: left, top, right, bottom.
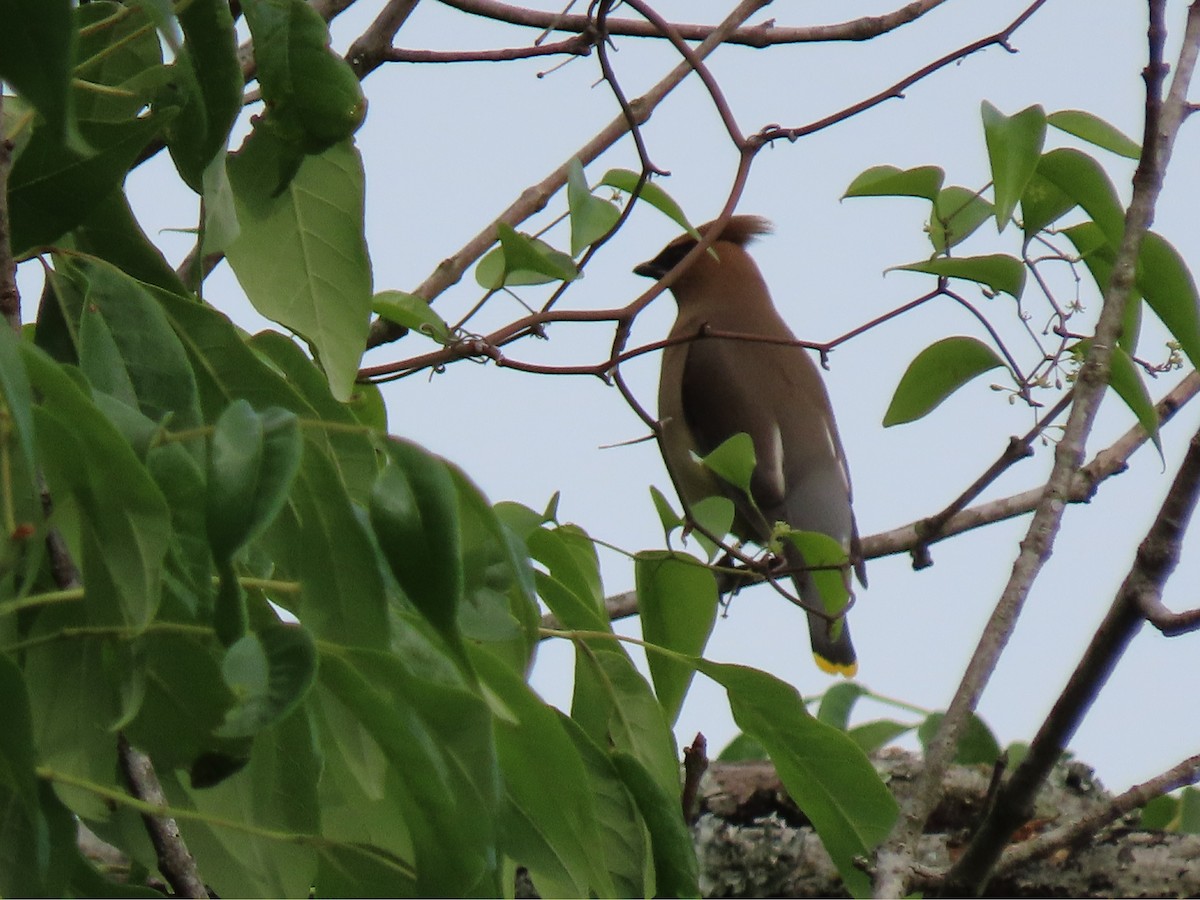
633, 260, 665, 279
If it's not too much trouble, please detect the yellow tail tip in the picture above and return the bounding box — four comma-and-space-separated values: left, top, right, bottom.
814, 654, 858, 678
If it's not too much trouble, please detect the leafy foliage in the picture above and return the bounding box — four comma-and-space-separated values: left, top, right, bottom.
0, 4, 901, 896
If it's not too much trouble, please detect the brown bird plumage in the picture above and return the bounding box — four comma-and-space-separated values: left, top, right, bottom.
635, 215, 865, 676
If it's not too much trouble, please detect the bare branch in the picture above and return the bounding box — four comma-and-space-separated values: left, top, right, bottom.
439, 0, 951, 47
365, 0, 772, 349
995, 751, 1200, 875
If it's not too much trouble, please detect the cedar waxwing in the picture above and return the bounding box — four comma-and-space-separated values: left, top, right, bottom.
634, 215, 866, 676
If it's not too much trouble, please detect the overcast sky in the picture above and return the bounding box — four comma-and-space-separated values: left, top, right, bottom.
94, 0, 1200, 792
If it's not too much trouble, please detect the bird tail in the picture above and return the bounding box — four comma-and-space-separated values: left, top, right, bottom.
806, 610, 857, 678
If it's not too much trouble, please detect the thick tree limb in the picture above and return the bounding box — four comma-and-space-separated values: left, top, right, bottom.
0, 92, 20, 331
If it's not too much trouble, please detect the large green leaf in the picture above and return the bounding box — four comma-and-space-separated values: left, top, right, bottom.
165, 0, 242, 190
319, 648, 502, 897
1137, 231, 1200, 371
982, 101, 1047, 231
697, 662, 898, 897
73, 258, 201, 427
1035, 148, 1126, 247
217, 623, 318, 738
74, 1, 165, 123
226, 133, 372, 401
370, 440, 465, 646
23, 344, 172, 628
261, 441, 390, 650
636, 551, 718, 725
8, 114, 168, 255
918, 712, 1002, 766
612, 750, 699, 898
0, 655, 51, 897
206, 399, 303, 561
240, 0, 366, 155
472, 648, 618, 897
883, 336, 1006, 426
0, 0, 78, 147
171, 708, 320, 898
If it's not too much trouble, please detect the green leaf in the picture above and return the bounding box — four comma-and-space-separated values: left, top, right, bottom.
843, 164, 944, 201
9, 114, 168, 256
165, 0, 242, 190
472, 649, 618, 898
226, 132, 372, 401
1072, 340, 1161, 458
982, 101, 1046, 231
649, 485, 683, 540
1138, 231, 1200, 371
371, 290, 452, 344
475, 224, 579, 289
24, 607, 122, 821
0, 0, 78, 147
883, 336, 1006, 426
891, 254, 1026, 299
217, 624, 318, 737
929, 186, 994, 252
636, 551, 719, 724
24, 344, 172, 628
697, 661, 898, 897
716, 732, 768, 762
848, 720, 914, 754
1179, 787, 1200, 834
1048, 109, 1141, 159
241, 0, 366, 156
571, 638, 681, 803
247, 329, 379, 501
689, 495, 735, 562
173, 709, 320, 897
0, 655, 51, 897
0, 325, 37, 482
318, 648, 502, 897
1140, 793, 1178, 830
918, 712, 1002, 766
260, 441, 390, 650
370, 440, 465, 643
699, 431, 756, 499
1021, 170, 1077, 241
206, 399, 303, 561
612, 751, 700, 898
599, 168, 699, 236
567, 157, 622, 256
816, 682, 868, 731
74, 1, 165, 123
780, 529, 852, 617
1035, 148, 1126, 247
62, 191, 190, 296
558, 716, 653, 897
73, 258, 201, 427
1062, 222, 1142, 354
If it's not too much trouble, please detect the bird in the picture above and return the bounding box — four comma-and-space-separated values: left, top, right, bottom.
633, 214, 866, 676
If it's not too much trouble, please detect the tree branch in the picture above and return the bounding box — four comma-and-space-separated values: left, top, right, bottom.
438, 0, 951, 47
948, 397, 1200, 893
0, 92, 21, 332
909, 7, 1200, 892
365, 0, 772, 349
